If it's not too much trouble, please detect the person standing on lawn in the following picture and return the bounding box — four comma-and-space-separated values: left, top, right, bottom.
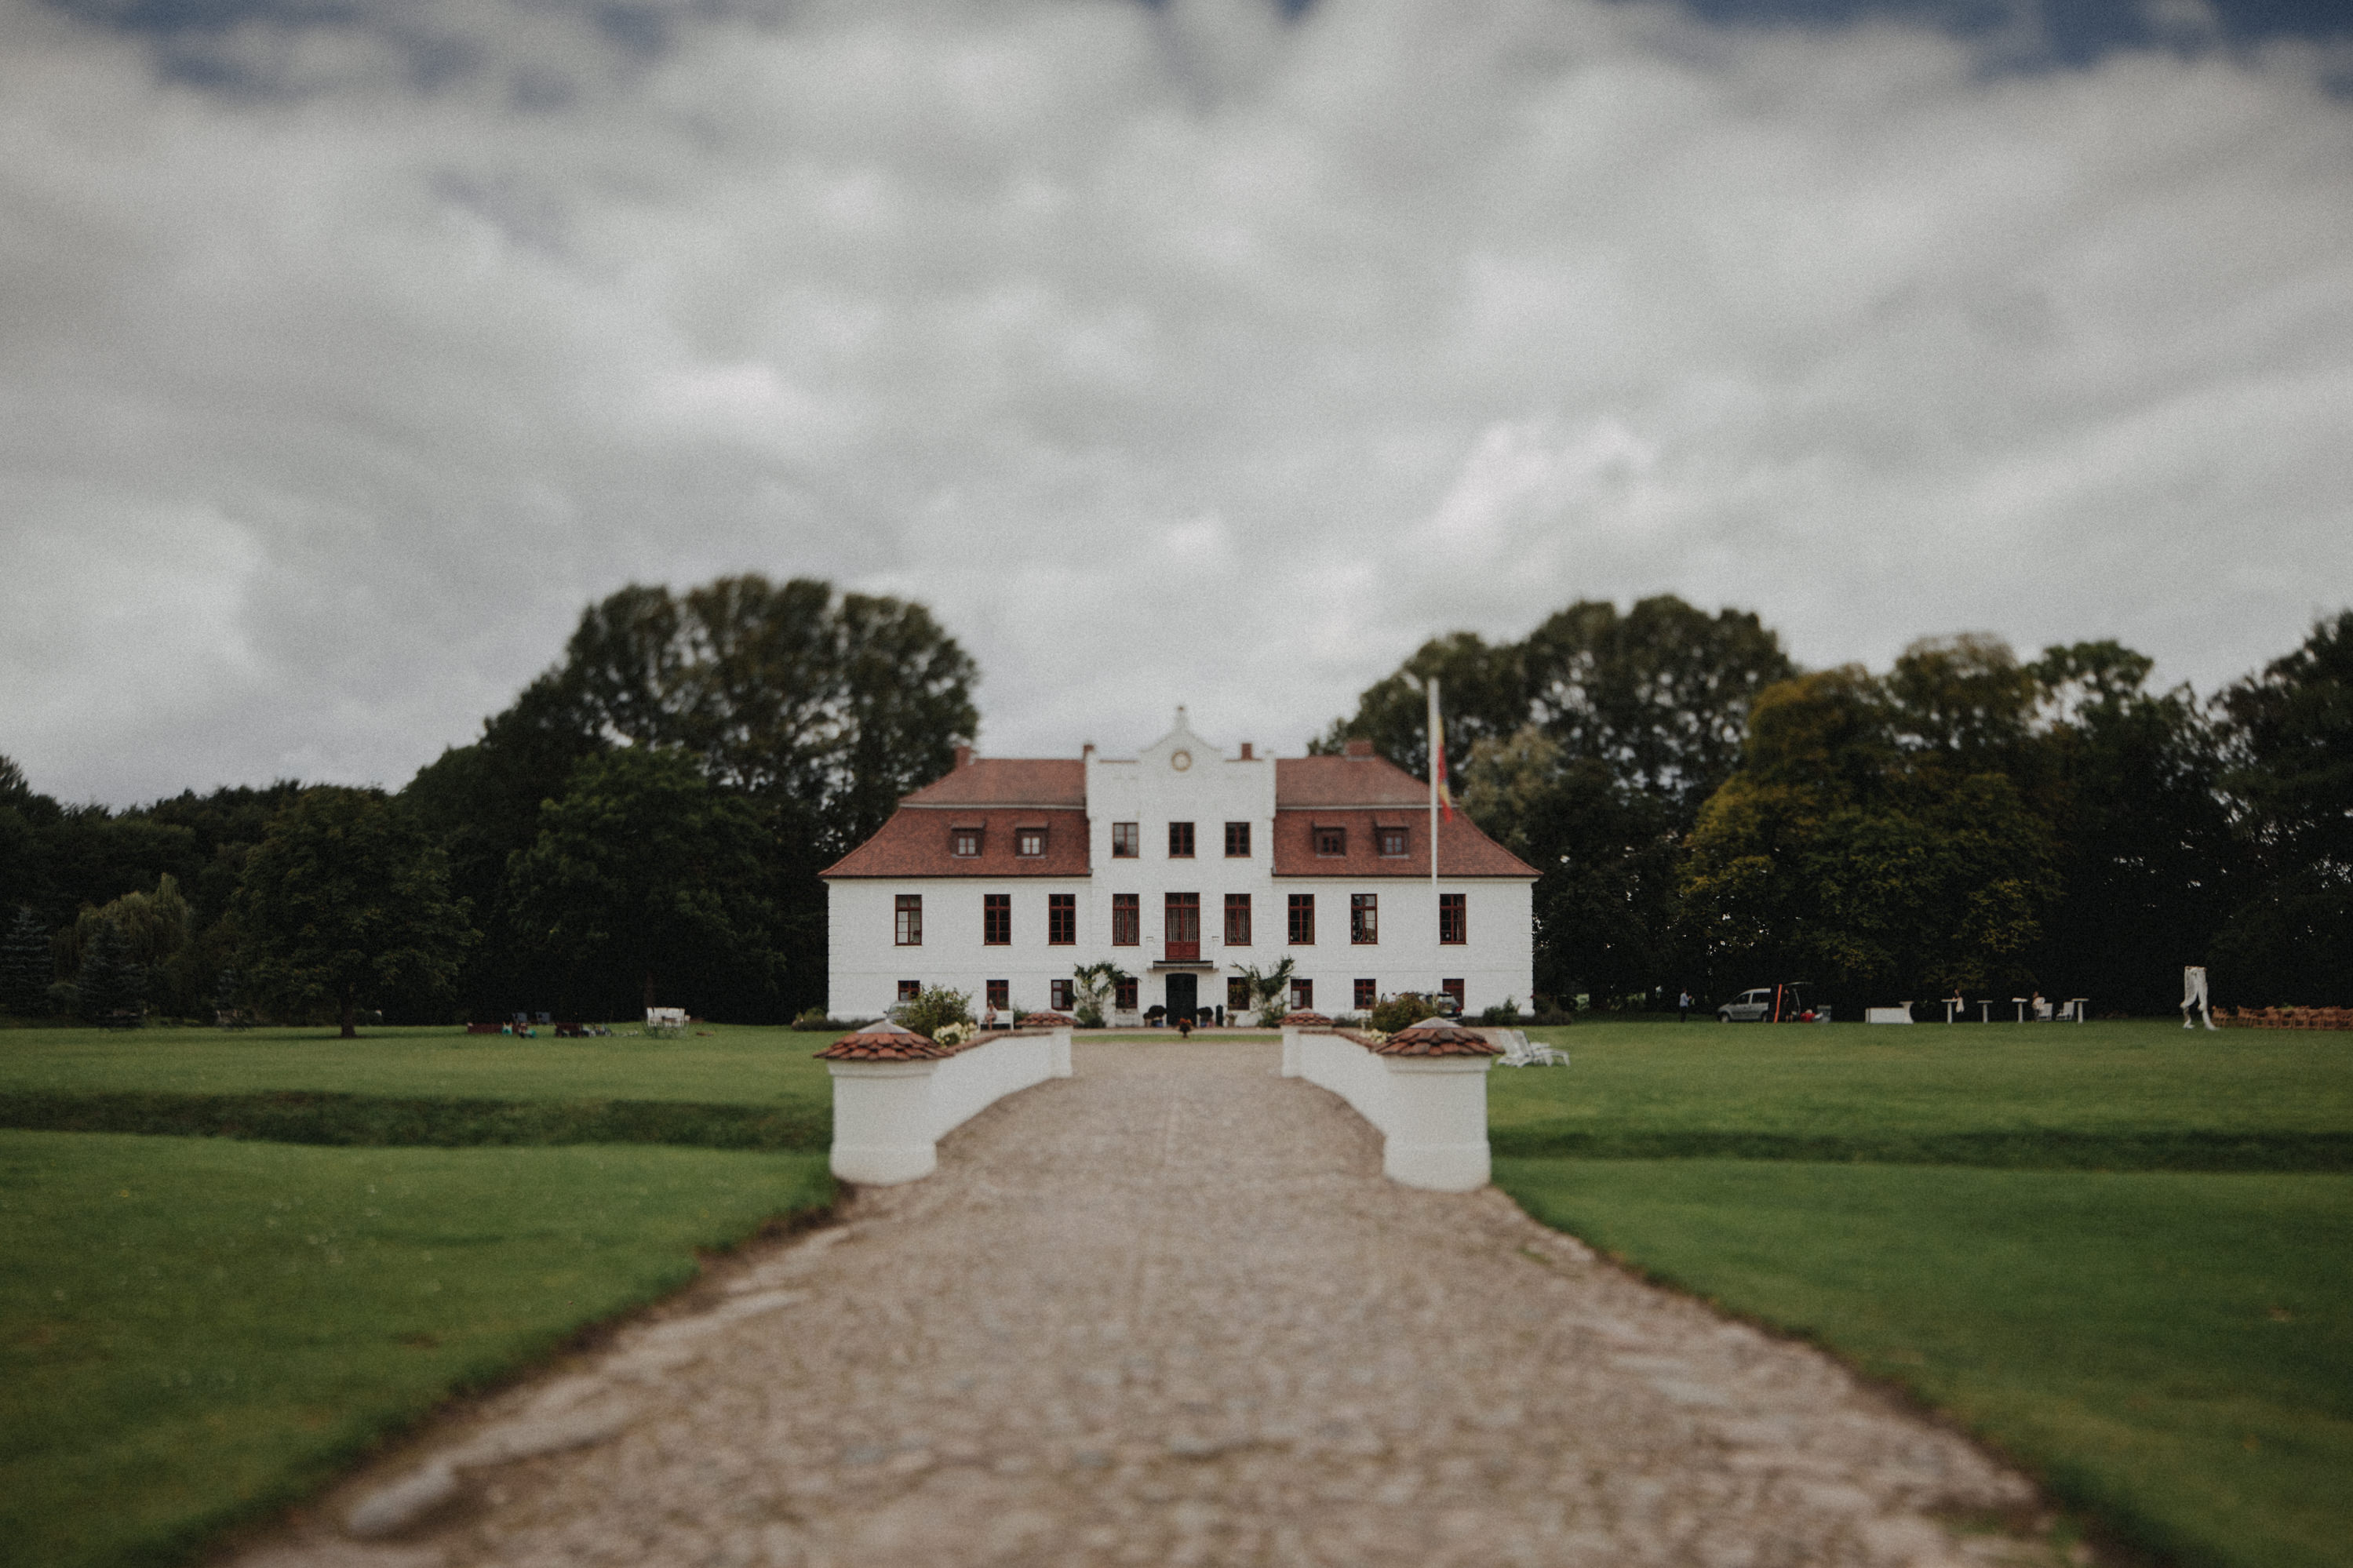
1678, 989, 1692, 1022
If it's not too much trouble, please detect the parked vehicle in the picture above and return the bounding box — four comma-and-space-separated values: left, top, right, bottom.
1718, 983, 1825, 1022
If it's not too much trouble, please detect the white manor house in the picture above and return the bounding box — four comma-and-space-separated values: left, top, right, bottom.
821, 710, 1536, 1024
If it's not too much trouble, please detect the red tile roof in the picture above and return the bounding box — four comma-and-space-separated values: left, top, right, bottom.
821, 807, 1091, 879
901, 758, 1085, 808
817, 1019, 949, 1060
1273, 755, 1430, 808
1270, 809, 1534, 878
825, 748, 1532, 879
1373, 1020, 1503, 1057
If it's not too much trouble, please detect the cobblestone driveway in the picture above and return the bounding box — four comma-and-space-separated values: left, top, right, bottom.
242, 1038, 2049, 1568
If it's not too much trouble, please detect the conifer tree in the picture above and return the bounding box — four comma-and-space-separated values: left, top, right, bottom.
72, 919, 145, 1024
0, 905, 52, 1017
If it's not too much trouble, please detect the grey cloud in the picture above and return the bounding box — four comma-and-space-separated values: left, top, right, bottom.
2, 0, 2349, 802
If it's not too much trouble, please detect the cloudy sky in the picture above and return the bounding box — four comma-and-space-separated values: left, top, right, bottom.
3, 0, 2349, 805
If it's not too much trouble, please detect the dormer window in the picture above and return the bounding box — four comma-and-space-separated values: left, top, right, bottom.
951, 827, 983, 858
1376, 826, 1408, 858
1015, 827, 1047, 858
1313, 825, 1346, 857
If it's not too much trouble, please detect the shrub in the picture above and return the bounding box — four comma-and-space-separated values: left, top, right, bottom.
1478, 997, 1524, 1024
1069, 962, 1132, 1030
893, 985, 973, 1040
1367, 992, 1444, 1034
1234, 957, 1297, 1027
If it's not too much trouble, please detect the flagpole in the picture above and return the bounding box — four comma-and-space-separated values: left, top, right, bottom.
1428, 677, 1441, 1002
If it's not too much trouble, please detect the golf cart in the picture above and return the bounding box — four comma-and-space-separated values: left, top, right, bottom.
1717, 982, 1827, 1023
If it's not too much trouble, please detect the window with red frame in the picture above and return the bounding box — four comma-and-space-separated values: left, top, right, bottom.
1168, 821, 1195, 857
983, 893, 1011, 945
1442, 979, 1464, 1013
1223, 893, 1251, 945
1114, 976, 1138, 1011
1224, 821, 1251, 857
1376, 825, 1407, 857
1354, 978, 1375, 1010
894, 894, 922, 946
1112, 822, 1139, 858
986, 979, 1008, 1013
1111, 893, 1138, 946
1313, 824, 1345, 857
1350, 893, 1378, 944
1227, 977, 1251, 1011
1047, 893, 1076, 944
1050, 979, 1074, 1010
1165, 892, 1200, 959
1439, 892, 1466, 944
898, 980, 920, 1002
1289, 977, 1313, 1011
1288, 893, 1314, 944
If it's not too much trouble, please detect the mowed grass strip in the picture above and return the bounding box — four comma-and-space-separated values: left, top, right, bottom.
0, 1089, 827, 1151
0, 1131, 832, 1568
1495, 1158, 2353, 1568
1489, 1020, 2353, 1151
0, 1024, 838, 1109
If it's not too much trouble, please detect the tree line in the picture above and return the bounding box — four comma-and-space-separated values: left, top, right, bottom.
1319, 599, 2352, 1013
4, 583, 2346, 1027
0, 575, 975, 1030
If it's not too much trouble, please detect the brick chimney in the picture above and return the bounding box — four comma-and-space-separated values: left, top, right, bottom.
1238, 742, 1254, 760
953, 744, 972, 769
1344, 738, 1374, 758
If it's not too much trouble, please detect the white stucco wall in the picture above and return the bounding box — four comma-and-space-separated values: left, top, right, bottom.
1284, 1025, 1495, 1191
827, 1027, 1071, 1185
1266, 875, 1534, 1017
827, 875, 1094, 1021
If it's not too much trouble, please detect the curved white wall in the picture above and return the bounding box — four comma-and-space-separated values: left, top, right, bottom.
825, 1028, 1072, 1186
1281, 1025, 1495, 1192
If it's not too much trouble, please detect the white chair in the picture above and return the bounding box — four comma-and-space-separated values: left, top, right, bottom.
1494, 1030, 1568, 1067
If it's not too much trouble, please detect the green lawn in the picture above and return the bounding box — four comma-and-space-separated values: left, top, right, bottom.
1488, 1018, 2353, 1568
0, 1130, 832, 1568
0, 1023, 834, 1108
1490, 1020, 2353, 1167
1495, 1159, 2353, 1568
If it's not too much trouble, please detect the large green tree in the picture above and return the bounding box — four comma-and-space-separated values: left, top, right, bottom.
1311, 631, 1528, 780
505, 748, 781, 1017
553, 575, 978, 852
1522, 597, 1797, 810
1324, 595, 1796, 1007
2027, 642, 2238, 1012
1680, 649, 2058, 1005
230, 788, 474, 1036
2213, 610, 2353, 1004
406, 575, 974, 1020
1462, 729, 1684, 1007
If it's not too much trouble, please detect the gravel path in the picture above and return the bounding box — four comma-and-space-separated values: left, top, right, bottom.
240, 1038, 2050, 1568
